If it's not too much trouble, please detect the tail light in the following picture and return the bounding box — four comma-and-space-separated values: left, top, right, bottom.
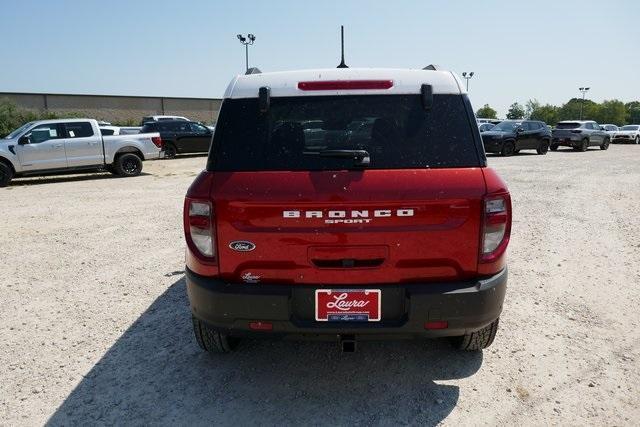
480, 194, 511, 263
185, 199, 216, 261
151, 136, 163, 148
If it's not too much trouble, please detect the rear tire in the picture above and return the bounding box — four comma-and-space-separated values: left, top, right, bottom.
580, 138, 589, 152
501, 141, 515, 157
550, 144, 559, 151
192, 316, 241, 354
450, 318, 499, 351
537, 140, 550, 155
164, 143, 177, 159
600, 138, 610, 150
0, 162, 14, 187
113, 153, 143, 177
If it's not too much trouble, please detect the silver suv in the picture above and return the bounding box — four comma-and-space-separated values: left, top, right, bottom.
551, 121, 610, 152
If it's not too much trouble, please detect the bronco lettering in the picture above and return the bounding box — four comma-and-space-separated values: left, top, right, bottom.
283, 209, 414, 223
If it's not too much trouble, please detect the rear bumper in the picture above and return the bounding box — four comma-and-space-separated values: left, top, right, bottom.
186, 267, 507, 339
612, 137, 633, 143
552, 136, 582, 146
145, 150, 163, 160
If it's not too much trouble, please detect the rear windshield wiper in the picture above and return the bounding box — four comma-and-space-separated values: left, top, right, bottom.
304, 149, 371, 167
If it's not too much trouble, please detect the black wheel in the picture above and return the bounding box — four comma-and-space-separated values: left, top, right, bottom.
164, 144, 177, 159
0, 162, 14, 187
513, 149, 520, 154
537, 140, 550, 155
501, 141, 515, 157
600, 138, 610, 150
114, 153, 143, 177
450, 318, 499, 351
580, 138, 589, 152
192, 316, 241, 353
550, 144, 559, 151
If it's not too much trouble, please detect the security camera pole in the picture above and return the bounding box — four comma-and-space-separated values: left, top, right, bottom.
579, 87, 590, 120
237, 33, 256, 72
461, 71, 475, 91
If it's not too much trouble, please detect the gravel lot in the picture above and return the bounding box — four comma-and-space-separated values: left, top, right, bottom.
1, 146, 639, 426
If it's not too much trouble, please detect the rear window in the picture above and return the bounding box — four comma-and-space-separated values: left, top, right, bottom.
556, 122, 581, 129
100, 128, 115, 136
207, 94, 481, 171
141, 123, 157, 133
65, 122, 94, 138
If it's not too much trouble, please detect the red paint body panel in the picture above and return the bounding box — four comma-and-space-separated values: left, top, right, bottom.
187, 168, 495, 285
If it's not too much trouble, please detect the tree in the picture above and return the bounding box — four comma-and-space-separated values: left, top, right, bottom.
626, 101, 640, 124
0, 98, 80, 138
529, 103, 560, 126
476, 104, 497, 119
506, 102, 525, 120
557, 98, 599, 122
594, 100, 626, 125
525, 99, 540, 119
0, 99, 52, 138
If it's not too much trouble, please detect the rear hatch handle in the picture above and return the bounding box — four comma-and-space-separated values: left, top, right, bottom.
306, 149, 371, 166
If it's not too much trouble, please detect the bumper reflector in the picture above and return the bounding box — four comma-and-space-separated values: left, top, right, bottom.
249, 321, 273, 331
424, 321, 449, 330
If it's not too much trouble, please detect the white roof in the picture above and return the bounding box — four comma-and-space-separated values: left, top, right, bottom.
224, 68, 465, 99
558, 120, 595, 123
27, 118, 96, 126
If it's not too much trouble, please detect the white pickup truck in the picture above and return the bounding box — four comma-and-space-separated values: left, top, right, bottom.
0, 118, 163, 186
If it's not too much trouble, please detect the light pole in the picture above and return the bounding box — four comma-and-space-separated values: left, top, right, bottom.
237, 33, 256, 72
461, 71, 474, 91
579, 87, 590, 120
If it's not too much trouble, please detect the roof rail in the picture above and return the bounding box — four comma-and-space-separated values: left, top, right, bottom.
422, 64, 443, 71
245, 67, 262, 75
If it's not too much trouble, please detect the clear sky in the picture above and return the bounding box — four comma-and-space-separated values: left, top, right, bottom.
1, 0, 639, 117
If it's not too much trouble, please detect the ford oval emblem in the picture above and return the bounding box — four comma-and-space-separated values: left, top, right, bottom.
229, 241, 256, 252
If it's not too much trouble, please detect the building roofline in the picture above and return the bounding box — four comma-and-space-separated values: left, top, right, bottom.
0, 91, 223, 101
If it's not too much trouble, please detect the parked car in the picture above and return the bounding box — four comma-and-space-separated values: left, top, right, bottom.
551, 121, 610, 151
140, 115, 190, 126
600, 124, 619, 141
481, 120, 551, 156
478, 123, 495, 133
183, 66, 511, 353
477, 118, 502, 125
612, 125, 640, 144
0, 119, 163, 186
140, 120, 212, 158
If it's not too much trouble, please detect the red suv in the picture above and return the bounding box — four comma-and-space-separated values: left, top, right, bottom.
184, 67, 511, 353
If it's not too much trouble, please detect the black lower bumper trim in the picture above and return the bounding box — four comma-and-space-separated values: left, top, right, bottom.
186, 268, 507, 338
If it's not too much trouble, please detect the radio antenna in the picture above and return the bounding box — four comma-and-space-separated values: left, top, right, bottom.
337, 25, 348, 68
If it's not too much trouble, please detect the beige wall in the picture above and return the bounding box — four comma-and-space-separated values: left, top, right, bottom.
0, 92, 222, 125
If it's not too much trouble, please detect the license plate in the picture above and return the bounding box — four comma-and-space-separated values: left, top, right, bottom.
315, 289, 381, 322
